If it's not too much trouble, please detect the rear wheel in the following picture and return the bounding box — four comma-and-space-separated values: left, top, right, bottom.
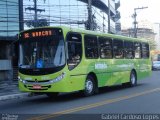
83, 75, 97, 96
129, 71, 137, 87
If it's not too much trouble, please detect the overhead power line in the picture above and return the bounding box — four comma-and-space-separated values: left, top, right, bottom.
25, 0, 46, 27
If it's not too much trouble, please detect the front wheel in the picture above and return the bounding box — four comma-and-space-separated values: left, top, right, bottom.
83, 75, 97, 96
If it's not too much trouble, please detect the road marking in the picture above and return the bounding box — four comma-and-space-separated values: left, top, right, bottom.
28, 88, 160, 120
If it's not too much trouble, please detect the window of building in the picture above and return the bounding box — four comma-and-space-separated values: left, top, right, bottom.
141, 43, 149, 58
67, 32, 82, 70
99, 37, 113, 59
0, 42, 9, 59
124, 41, 134, 59
113, 39, 124, 59
134, 42, 142, 59
84, 35, 98, 59
0, 0, 19, 36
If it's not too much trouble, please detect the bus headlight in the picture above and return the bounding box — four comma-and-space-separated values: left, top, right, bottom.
50, 72, 65, 83
18, 76, 26, 84
18, 76, 23, 82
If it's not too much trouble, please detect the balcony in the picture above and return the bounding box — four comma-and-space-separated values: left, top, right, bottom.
113, 11, 121, 22
78, 0, 116, 16
115, 0, 120, 10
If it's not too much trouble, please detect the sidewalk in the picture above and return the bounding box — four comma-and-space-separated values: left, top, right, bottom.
0, 81, 29, 101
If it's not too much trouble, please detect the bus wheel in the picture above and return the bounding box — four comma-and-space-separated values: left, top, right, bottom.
46, 92, 59, 99
130, 71, 137, 87
83, 75, 96, 96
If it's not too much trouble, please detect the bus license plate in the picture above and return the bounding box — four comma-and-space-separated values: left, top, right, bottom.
33, 85, 42, 89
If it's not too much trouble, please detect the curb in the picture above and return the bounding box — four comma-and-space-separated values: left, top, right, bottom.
0, 93, 29, 101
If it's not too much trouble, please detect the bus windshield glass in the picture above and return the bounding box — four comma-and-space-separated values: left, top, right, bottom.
19, 28, 65, 69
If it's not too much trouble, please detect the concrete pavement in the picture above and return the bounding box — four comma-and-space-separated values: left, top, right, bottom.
0, 80, 29, 101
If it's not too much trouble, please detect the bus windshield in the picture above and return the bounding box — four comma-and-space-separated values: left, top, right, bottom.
19, 30, 65, 69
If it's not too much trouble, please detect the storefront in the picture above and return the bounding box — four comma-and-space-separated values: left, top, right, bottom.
0, 37, 18, 82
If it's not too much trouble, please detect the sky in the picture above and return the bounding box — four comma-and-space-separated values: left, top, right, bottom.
119, 0, 160, 29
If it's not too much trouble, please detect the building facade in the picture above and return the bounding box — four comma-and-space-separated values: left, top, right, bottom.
121, 28, 156, 50
0, 0, 121, 82
0, 0, 19, 81
154, 23, 160, 50
0, 0, 19, 37
23, 0, 120, 33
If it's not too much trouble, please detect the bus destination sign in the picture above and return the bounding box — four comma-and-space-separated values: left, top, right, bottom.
22, 30, 53, 39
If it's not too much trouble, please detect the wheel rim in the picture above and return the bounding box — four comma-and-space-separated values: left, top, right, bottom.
131, 73, 136, 85
85, 79, 93, 94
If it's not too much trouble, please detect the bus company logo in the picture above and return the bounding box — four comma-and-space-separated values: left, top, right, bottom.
95, 63, 107, 70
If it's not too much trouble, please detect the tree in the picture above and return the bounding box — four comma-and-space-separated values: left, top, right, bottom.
148, 39, 157, 50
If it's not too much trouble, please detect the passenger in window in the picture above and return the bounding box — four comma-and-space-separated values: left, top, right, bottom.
72, 54, 80, 61
115, 50, 123, 58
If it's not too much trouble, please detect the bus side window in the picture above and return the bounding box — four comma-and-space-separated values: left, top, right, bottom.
141, 43, 149, 59
113, 39, 124, 59
134, 42, 142, 59
84, 35, 99, 59
99, 37, 113, 59
158, 54, 160, 61
124, 41, 134, 59
67, 32, 82, 70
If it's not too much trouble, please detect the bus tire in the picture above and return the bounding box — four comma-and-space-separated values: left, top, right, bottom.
129, 71, 137, 87
83, 75, 96, 97
46, 92, 59, 99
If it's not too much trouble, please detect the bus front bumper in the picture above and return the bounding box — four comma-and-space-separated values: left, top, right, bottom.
18, 79, 72, 93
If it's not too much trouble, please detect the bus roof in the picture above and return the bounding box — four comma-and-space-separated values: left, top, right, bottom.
20, 26, 148, 43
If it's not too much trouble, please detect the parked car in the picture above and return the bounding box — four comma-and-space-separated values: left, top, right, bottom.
152, 61, 160, 70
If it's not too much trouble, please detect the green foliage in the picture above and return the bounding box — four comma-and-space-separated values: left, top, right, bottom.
147, 39, 157, 50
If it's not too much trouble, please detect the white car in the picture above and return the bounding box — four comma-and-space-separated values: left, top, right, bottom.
152, 61, 160, 70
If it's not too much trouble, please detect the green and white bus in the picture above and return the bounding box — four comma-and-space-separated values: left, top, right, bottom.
18, 26, 151, 97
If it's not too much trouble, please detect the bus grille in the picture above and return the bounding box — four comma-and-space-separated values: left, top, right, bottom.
23, 80, 52, 90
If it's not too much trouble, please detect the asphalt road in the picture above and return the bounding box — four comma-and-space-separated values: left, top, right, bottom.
0, 71, 160, 120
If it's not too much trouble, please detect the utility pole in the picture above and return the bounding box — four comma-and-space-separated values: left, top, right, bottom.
25, 0, 45, 27
87, 0, 93, 30
108, 0, 111, 33
133, 6, 148, 38
100, 10, 105, 32
19, 0, 24, 31
34, 0, 38, 23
